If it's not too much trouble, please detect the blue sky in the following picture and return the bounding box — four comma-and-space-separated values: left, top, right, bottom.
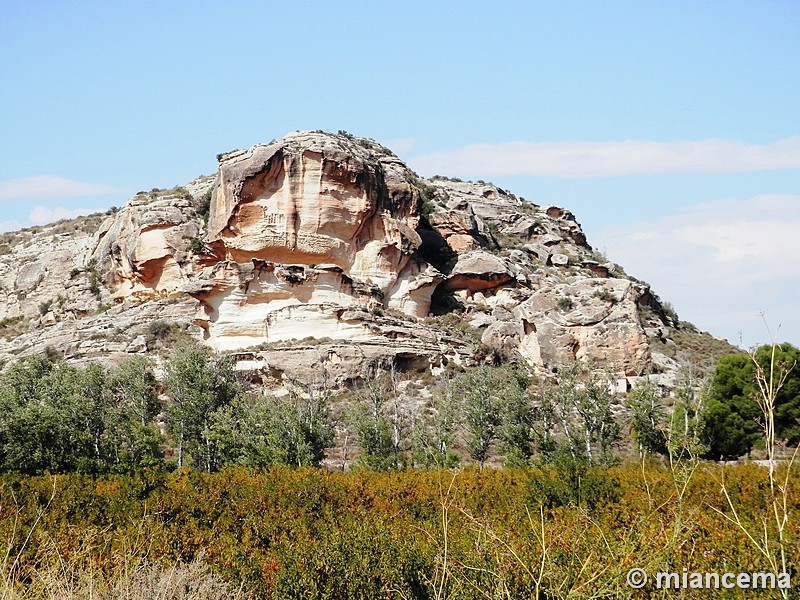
1, 1, 798, 348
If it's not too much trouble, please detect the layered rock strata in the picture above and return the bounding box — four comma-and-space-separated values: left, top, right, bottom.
0, 131, 722, 386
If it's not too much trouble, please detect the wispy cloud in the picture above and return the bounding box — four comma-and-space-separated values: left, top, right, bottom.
601, 194, 800, 347
0, 219, 24, 234
384, 137, 422, 154
409, 136, 800, 178
28, 206, 100, 226
0, 175, 126, 200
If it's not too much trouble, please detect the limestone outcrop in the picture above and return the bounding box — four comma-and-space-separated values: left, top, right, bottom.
194, 132, 443, 349
91, 177, 215, 301
0, 130, 731, 387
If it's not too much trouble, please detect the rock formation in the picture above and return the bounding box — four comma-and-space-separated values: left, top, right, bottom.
0, 131, 735, 387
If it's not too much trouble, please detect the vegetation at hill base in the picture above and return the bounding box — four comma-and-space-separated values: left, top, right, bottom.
0, 463, 797, 598
0, 341, 797, 474
701, 342, 800, 460
0, 339, 797, 597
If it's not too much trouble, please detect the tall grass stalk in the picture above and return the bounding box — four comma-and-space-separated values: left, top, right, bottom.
712, 327, 797, 599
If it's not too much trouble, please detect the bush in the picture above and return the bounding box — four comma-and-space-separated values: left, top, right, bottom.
187, 236, 205, 253
557, 297, 574, 311
593, 289, 615, 302
194, 190, 213, 224
147, 320, 175, 341
39, 299, 53, 315
0, 464, 795, 598
528, 455, 623, 510
88, 273, 101, 297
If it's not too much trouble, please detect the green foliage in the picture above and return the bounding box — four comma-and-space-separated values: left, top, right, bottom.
626, 377, 668, 456
412, 377, 461, 469
544, 362, 620, 465
557, 296, 574, 311
352, 403, 394, 470
702, 343, 799, 459
702, 397, 756, 460
0, 316, 23, 329
112, 356, 160, 424
761, 343, 800, 445
496, 364, 537, 466
528, 454, 623, 510
147, 319, 174, 340
164, 345, 240, 471
667, 368, 708, 461
592, 288, 616, 302
212, 390, 333, 468
38, 299, 53, 315
146, 319, 188, 347
88, 272, 101, 297
0, 354, 165, 475
452, 365, 504, 468
194, 189, 213, 224
351, 366, 399, 471
417, 182, 438, 220
185, 236, 205, 253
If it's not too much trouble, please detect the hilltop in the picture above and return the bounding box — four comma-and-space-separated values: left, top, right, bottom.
0, 131, 737, 389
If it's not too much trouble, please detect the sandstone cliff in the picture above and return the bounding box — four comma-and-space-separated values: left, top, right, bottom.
0, 131, 735, 387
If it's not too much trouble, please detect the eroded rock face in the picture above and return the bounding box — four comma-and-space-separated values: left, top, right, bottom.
0, 130, 718, 385
91, 177, 215, 301
444, 250, 513, 293
193, 133, 441, 348
512, 279, 650, 376
209, 133, 421, 274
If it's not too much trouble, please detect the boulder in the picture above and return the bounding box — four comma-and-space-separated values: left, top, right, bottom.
443, 250, 513, 293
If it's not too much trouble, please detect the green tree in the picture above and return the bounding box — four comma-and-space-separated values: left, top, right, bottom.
351, 363, 402, 470
213, 388, 333, 468
667, 368, 707, 461
496, 364, 536, 466
0, 356, 115, 474
112, 356, 160, 426
626, 377, 667, 456
550, 362, 620, 465
532, 387, 559, 458
282, 383, 335, 467
702, 343, 799, 459
164, 345, 239, 471
106, 356, 164, 470
411, 375, 460, 468
212, 395, 285, 468
452, 365, 504, 469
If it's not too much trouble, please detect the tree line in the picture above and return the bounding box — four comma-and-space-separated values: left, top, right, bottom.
0, 342, 797, 475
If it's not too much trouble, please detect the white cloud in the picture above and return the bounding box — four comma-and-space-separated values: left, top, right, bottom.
28, 206, 99, 226
409, 136, 800, 178
0, 219, 24, 234
0, 175, 126, 200
384, 137, 422, 154
601, 195, 800, 348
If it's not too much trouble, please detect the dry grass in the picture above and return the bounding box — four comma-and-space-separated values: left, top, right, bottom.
1, 555, 246, 600
0, 317, 27, 341
1, 480, 247, 600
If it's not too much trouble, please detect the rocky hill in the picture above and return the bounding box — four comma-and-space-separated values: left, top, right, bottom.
0, 131, 736, 390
